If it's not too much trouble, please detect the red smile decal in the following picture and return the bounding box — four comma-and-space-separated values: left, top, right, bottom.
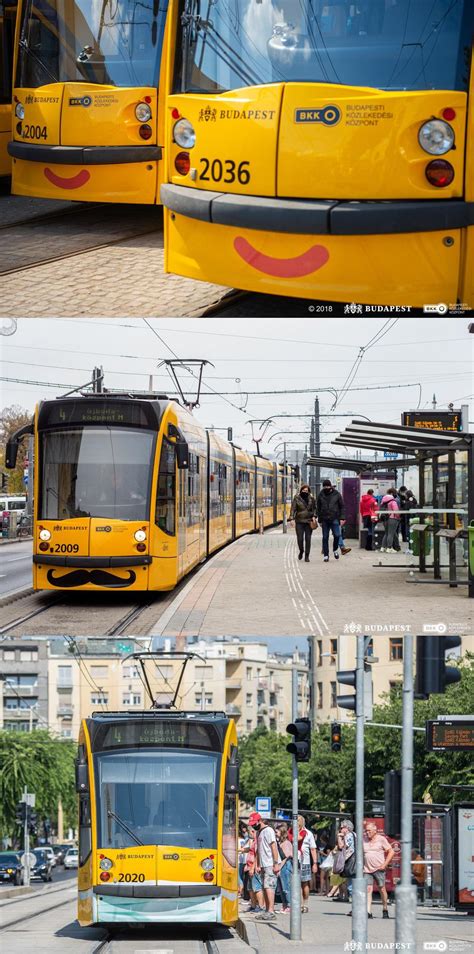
44, 168, 91, 189
234, 236, 329, 278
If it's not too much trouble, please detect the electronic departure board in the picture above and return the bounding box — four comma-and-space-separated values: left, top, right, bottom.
426, 720, 474, 752
402, 411, 462, 432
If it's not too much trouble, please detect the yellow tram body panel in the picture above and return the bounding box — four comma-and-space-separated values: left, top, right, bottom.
0, 105, 12, 176
77, 713, 238, 927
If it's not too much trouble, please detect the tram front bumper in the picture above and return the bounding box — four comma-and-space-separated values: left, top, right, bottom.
92, 884, 222, 923
162, 184, 474, 306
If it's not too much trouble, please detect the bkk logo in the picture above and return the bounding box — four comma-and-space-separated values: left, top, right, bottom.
69, 96, 92, 107
294, 105, 341, 125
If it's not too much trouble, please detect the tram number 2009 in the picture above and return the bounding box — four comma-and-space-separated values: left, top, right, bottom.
53, 544, 79, 553
118, 873, 145, 883
200, 158, 250, 185
22, 124, 48, 140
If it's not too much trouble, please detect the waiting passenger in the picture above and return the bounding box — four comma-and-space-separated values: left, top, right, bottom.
289, 484, 317, 563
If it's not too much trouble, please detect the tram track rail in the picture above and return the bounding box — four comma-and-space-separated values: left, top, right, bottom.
0, 883, 76, 930
91, 929, 219, 954
0, 597, 64, 636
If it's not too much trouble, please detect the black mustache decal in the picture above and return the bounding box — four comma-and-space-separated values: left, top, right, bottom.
46, 569, 136, 588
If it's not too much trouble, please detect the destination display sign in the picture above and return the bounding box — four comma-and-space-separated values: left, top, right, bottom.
39, 400, 158, 430
426, 720, 474, 752
94, 719, 223, 753
402, 411, 462, 432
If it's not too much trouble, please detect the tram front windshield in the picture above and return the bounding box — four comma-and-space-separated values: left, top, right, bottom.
96, 749, 220, 849
39, 426, 155, 521
178, 0, 473, 93
16, 0, 169, 88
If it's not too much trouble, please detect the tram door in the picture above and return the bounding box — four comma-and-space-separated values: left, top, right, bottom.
199, 453, 207, 560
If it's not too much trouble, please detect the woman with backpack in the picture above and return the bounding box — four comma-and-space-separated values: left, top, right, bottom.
289, 485, 318, 563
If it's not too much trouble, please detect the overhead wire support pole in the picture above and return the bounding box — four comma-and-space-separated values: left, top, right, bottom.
395, 632, 417, 952
290, 664, 301, 942
352, 633, 368, 948
283, 441, 287, 534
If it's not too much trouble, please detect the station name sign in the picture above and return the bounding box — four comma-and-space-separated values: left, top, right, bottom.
425, 719, 474, 752
402, 411, 462, 432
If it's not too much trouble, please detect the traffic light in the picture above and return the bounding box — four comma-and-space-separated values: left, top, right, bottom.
384, 770, 401, 838
28, 812, 38, 836
1, 473, 8, 491
227, 428, 233, 442
336, 665, 373, 719
331, 722, 342, 752
15, 803, 27, 825
415, 635, 462, 698
286, 718, 311, 763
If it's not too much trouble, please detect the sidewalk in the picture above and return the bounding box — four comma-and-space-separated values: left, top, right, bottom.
148, 529, 471, 640
239, 894, 474, 953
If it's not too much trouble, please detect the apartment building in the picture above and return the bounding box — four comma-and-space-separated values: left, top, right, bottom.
0, 640, 48, 730
310, 633, 466, 722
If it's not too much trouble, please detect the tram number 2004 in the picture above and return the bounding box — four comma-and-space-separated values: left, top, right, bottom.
118, 873, 145, 883
22, 125, 48, 140
200, 158, 250, 184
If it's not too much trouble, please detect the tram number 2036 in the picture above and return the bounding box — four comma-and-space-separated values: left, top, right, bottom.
117, 873, 146, 883
199, 157, 251, 184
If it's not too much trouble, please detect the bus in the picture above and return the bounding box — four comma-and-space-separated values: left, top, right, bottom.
8, 0, 170, 202
160, 0, 474, 309
5, 392, 294, 592
76, 709, 239, 925
0, 0, 17, 176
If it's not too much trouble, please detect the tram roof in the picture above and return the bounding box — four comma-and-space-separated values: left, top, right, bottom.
89, 710, 228, 721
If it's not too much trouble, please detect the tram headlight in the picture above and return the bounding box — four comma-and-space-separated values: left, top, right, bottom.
200, 858, 215, 871
99, 857, 113, 870
135, 102, 152, 122
173, 118, 196, 149
39, 528, 51, 541
15, 103, 25, 120
134, 529, 147, 542
418, 119, 454, 155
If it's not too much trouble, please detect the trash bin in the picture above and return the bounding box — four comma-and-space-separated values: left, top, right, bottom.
469, 521, 474, 575
410, 518, 431, 556
373, 520, 385, 550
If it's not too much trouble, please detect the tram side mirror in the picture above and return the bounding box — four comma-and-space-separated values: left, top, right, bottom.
5, 421, 33, 469
75, 761, 89, 794
225, 761, 239, 795
176, 440, 189, 470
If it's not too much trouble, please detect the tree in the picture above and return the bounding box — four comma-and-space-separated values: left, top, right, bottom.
0, 405, 32, 495
0, 730, 76, 843
239, 653, 473, 813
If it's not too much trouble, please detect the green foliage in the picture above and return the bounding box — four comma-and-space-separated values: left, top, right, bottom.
0, 405, 32, 495
239, 653, 473, 813
0, 730, 76, 840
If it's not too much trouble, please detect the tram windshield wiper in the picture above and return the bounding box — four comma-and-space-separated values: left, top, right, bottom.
107, 809, 144, 846
18, 37, 60, 85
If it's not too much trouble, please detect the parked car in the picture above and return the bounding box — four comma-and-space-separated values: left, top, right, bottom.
41, 846, 56, 867
16, 513, 32, 537
0, 852, 23, 885
31, 849, 53, 882
63, 847, 79, 869
52, 844, 71, 865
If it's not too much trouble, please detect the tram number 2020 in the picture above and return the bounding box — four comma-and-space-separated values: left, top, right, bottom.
199, 158, 250, 185
118, 873, 145, 883
22, 124, 48, 140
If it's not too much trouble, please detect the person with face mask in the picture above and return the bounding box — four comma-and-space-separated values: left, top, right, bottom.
289, 484, 318, 562
317, 480, 346, 563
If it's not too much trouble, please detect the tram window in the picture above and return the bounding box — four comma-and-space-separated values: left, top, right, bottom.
40, 427, 154, 521
96, 750, 221, 850
177, 0, 473, 94
156, 437, 176, 535
186, 452, 201, 527
223, 792, 237, 868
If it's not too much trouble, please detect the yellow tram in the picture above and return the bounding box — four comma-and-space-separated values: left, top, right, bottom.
76, 709, 239, 925
0, 0, 17, 176
5, 392, 294, 592
8, 0, 170, 202
161, 0, 474, 308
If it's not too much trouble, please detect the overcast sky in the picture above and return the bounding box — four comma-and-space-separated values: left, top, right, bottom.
1, 317, 472, 458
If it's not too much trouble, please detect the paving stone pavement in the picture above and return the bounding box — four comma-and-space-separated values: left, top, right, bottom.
239, 894, 474, 952
148, 529, 472, 641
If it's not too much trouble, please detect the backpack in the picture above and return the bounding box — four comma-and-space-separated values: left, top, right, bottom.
379, 499, 390, 523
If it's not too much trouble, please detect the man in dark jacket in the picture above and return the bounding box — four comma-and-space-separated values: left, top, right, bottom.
317, 480, 346, 562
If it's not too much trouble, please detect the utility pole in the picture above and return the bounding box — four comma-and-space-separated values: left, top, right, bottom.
314, 397, 321, 498
395, 633, 417, 951
290, 665, 302, 941
352, 634, 368, 948
22, 787, 30, 887
283, 441, 288, 534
